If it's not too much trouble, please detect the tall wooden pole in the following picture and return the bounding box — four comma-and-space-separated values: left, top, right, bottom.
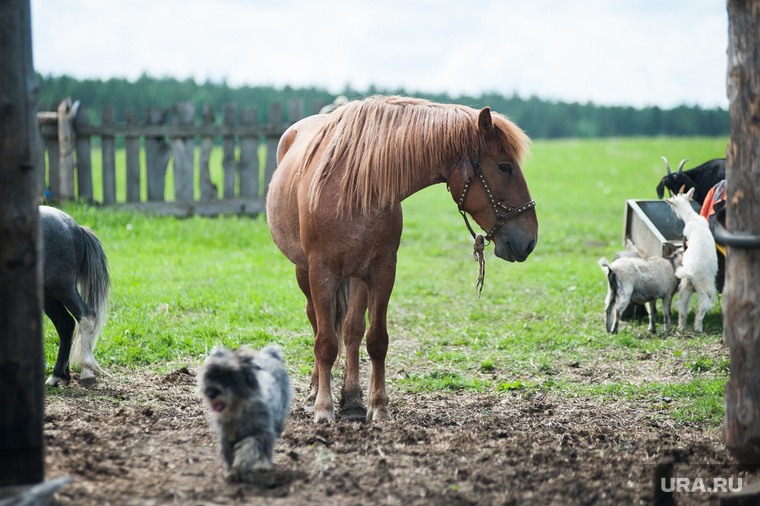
724, 0, 760, 466
0, 0, 45, 486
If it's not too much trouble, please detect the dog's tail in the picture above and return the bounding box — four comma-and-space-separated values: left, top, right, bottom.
332, 277, 350, 369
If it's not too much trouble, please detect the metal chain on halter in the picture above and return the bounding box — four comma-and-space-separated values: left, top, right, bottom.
473, 234, 486, 296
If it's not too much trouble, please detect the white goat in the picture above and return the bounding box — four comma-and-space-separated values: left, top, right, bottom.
598, 253, 680, 334
664, 187, 718, 332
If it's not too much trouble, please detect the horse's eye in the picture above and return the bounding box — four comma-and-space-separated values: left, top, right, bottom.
498, 163, 513, 174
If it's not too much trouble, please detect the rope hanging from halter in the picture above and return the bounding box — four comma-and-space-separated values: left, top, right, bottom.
453, 153, 536, 296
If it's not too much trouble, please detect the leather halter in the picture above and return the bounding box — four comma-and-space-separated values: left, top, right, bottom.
455, 154, 536, 242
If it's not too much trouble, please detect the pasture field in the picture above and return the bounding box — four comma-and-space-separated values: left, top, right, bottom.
43, 136, 755, 505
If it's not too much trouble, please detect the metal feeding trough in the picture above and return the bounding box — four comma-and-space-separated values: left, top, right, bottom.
622, 199, 701, 257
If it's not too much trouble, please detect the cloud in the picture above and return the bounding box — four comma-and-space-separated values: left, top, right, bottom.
30, 0, 728, 108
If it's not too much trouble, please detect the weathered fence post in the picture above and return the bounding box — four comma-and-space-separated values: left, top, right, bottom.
199, 103, 217, 200
0, 0, 44, 486
100, 106, 116, 204
144, 107, 170, 201
724, 0, 760, 466
288, 98, 305, 125
222, 103, 237, 198
238, 107, 259, 198
171, 102, 196, 201
265, 102, 283, 197
57, 98, 76, 200
74, 105, 93, 202
125, 109, 141, 202
47, 103, 60, 198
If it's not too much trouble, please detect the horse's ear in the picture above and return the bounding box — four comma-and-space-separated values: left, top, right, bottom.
477, 107, 493, 134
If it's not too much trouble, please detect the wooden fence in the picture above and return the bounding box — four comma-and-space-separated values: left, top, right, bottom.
37, 97, 327, 216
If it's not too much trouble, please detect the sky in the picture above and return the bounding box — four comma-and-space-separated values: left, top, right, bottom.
30, 0, 729, 109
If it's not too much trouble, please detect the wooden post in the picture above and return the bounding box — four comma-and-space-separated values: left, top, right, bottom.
57, 98, 76, 200
74, 105, 93, 202
144, 107, 170, 201
171, 102, 196, 201
264, 102, 283, 197
238, 107, 259, 198
100, 106, 116, 204
287, 98, 305, 125
724, 0, 760, 466
0, 0, 45, 486
198, 103, 217, 200
47, 103, 60, 199
222, 103, 237, 198
125, 109, 141, 202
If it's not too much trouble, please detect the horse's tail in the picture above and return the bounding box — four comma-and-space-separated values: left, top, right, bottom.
71, 226, 110, 368
332, 278, 350, 369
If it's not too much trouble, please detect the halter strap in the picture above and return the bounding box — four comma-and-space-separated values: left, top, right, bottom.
455, 154, 536, 242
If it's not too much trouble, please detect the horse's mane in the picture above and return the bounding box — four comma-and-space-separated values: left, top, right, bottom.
297, 95, 530, 215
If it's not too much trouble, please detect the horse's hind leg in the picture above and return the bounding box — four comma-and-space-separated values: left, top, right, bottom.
56, 287, 100, 387
44, 295, 75, 387
340, 279, 368, 421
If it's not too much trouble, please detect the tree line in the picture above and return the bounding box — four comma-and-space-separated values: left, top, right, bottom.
37, 73, 729, 139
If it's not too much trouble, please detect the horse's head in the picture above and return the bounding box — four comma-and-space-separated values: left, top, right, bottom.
448, 107, 538, 262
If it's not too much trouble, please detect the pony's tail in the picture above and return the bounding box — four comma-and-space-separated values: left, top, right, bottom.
71, 226, 110, 368
332, 278, 350, 369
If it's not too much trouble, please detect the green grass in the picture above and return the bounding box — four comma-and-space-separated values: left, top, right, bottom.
46, 136, 729, 425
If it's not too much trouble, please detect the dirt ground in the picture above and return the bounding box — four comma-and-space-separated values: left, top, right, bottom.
42, 362, 759, 506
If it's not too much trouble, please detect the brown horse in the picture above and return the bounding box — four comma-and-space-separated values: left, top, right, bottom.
266, 96, 538, 422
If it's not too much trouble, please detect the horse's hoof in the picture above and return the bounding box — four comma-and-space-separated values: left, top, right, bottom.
45, 375, 68, 387
314, 409, 335, 423
339, 403, 367, 422
80, 377, 97, 389
367, 407, 392, 422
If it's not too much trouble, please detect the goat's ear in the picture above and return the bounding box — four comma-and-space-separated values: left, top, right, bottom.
477, 107, 494, 135
685, 186, 695, 200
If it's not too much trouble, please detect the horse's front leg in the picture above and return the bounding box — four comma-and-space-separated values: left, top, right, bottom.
296, 266, 319, 411
365, 265, 395, 422
308, 266, 341, 422
340, 279, 368, 421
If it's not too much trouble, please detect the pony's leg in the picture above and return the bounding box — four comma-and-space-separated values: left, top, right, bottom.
646, 301, 657, 333
76, 316, 100, 388
295, 265, 319, 411
307, 266, 341, 422
365, 266, 396, 422
340, 279, 368, 421
43, 295, 75, 387
677, 279, 693, 330
55, 287, 100, 387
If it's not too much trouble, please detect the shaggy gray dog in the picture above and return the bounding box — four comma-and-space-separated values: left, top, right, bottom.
197, 344, 292, 481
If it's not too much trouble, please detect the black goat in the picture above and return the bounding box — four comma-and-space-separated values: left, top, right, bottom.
655, 157, 725, 206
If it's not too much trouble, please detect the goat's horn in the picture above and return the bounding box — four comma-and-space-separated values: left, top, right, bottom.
668, 189, 675, 197
677, 159, 688, 173
661, 156, 671, 175
678, 184, 686, 195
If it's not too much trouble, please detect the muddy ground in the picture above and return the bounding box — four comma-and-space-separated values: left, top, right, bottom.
42, 362, 759, 506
